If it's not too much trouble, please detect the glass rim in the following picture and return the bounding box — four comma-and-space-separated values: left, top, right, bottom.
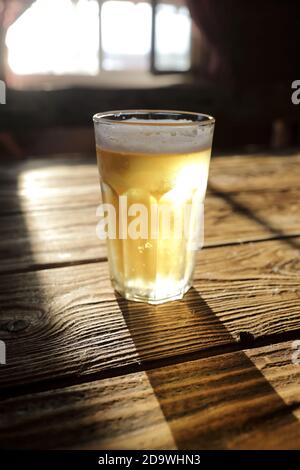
93, 109, 215, 127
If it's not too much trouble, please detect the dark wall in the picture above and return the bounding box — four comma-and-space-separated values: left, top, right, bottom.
1, 0, 300, 158
189, 0, 300, 87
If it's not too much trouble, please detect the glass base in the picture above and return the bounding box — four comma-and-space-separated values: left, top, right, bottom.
112, 279, 191, 305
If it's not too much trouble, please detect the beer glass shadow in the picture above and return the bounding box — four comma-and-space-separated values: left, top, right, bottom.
116, 287, 300, 448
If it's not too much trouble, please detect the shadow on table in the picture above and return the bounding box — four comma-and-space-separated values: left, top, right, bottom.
0, 156, 96, 395
117, 287, 300, 449
1, 154, 299, 448
208, 181, 300, 252
0, 161, 48, 391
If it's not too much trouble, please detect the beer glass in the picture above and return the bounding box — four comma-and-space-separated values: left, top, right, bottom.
93, 110, 215, 304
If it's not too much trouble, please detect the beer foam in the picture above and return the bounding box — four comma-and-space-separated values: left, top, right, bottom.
94, 119, 214, 154
122, 118, 194, 124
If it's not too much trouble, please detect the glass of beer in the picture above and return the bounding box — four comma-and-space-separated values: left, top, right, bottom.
93, 110, 215, 304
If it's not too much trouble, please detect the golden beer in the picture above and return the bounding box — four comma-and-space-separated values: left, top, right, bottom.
93, 111, 215, 304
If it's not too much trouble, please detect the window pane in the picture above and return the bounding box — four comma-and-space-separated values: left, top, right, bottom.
6, 0, 99, 75
101, 1, 152, 71
155, 3, 191, 71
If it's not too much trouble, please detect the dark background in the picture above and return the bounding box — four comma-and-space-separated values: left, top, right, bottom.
0, 0, 300, 158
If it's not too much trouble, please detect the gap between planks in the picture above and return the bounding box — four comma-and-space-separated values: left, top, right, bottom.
0, 233, 299, 277
1, 325, 300, 401
0, 340, 300, 449
1, 236, 300, 395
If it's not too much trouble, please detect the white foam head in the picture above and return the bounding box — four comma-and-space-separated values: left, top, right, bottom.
93, 111, 215, 154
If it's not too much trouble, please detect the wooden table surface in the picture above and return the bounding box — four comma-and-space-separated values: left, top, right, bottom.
0, 152, 300, 449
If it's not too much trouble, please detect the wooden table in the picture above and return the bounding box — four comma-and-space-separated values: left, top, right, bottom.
0, 152, 300, 449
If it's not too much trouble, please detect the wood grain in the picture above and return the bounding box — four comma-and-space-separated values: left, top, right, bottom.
0, 156, 100, 216
0, 206, 105, 273
1, 153, 299, 216
0, 153, 300, 450
0, 155, 300, 273
0, 341, 299, 449
209, 153, 300, 193
0, 236, 299, 390
1, 182, 300, 273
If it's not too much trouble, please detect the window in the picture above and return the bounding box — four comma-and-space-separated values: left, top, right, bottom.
154, 2, 191, 72
6, 0, 193, 79
6, 0, 100, 75
101, 1, 152, 71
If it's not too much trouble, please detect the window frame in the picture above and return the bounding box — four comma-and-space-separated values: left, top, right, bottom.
4, 0, 197, 89
150, 0, 193, 75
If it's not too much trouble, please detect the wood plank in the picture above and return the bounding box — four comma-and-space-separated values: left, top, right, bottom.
1, 186, 300, 273
0, 159, 100, 215
0, 205, 104, 273
209, 153, 300, 193
1, 153, 300, 216
1, 154, 300, 274
0, 341, 299, 449
206, 187, 300, 244
0, 236, 299, 390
